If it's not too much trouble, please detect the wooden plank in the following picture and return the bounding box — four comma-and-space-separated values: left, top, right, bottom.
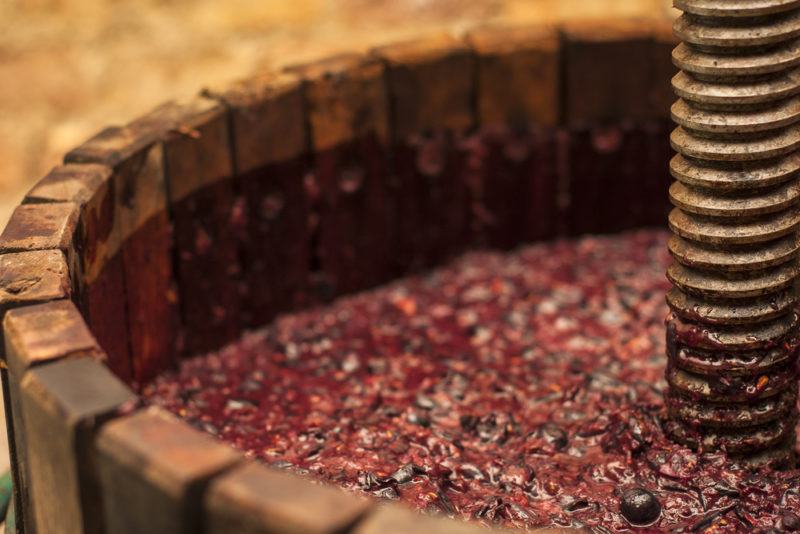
6, 166, 91, 296
373, 34, 476, 270
562, 20, 655, 126
352, 505, 510, 534
206, 461, 371, 534
3, 297, 102, 513
25, 164, 112, 206
467, 24, 561, 248
288, 53, 394, 296
561, 21, 676, 235
143, 98, 242, 356
0, 201, 82, 305
468, 24, 560, 128
66, 120, 180, 383
65, 128, 133, 381
216, 73, 310, 326
4, 300, 102, 376
0, 203, 78, 253
0, 249, 70, 534
563, 125, 649, 235
96, 406, 241, 534
0, 250, 71, 321
19, 356, 137, 534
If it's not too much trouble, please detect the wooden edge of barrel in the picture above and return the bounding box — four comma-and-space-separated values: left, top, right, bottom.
135, 97, 234, 203
95, 405, 242, 534
465, 23, 561, 128
0, 197, 82, 315
561, 18, 675, 126
18, 356, 137, 534
0, 248, 71, 534
208, 70, 306, 176
0, 202, 79, 254
205, 459, 372, 534
0, 18, 675, 534
59, 108, 183, 383
3, 299, 102, 383
23, 163, 112, 206
371, 32, 476, 139
63, 122, 162, 282
0, 250, 71, 322
285, 52, 391, 150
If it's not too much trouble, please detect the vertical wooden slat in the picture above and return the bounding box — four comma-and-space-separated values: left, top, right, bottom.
64, 130, 130, 381
467, 24, 561, 248
205, 461, 372, 534
373, 34, 476, 271
145, 99, 242, 356
96, 406, 241, 534
216, 73, 310, 325
561, 21, 657, 235
563, 20, 655, 127
66, 123, 180, 384
0, 249, 71, 534
288, 53, 393, 297
19, 356, 136, 534
3, 300, 102, 534
645, 20, 679, 228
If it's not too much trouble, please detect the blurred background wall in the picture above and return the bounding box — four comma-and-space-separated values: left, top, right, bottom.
0, 0, 674, 227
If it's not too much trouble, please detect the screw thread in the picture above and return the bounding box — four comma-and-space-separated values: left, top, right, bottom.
667, 0, 800, 466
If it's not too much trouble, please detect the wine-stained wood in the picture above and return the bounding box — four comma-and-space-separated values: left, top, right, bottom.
373, 34, 476, 269
288, 53, 394, 296
215, 74, 310, 325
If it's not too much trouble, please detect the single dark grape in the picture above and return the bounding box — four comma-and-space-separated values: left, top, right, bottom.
620, 487, 661, 526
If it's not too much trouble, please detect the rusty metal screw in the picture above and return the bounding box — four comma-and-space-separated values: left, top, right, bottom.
666, 0, 800, 466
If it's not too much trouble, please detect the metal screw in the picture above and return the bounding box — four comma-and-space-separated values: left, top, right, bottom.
667, 0, 800, 466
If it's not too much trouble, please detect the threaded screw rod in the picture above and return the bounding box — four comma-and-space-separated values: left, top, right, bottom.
666, 0, 800, 466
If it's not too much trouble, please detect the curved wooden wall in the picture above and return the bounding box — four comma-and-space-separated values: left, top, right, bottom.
0, 20, 676, 534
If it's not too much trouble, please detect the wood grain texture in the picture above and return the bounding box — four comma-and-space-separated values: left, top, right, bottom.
374, 35, 476, 271
466, 25, 562, 248
206, 461, 371, 534
218, 72, 307, 174
0, 250, 70, 318
66, 121, 180, 383
24, 164, 112, 207
216, 74, 310, 327
0, 203, 78, 254
563, 20, 657, 126
0, 249, 71, 534
468, 24, 560, 128
290, 53, 395, 296
96, 406, 241, 534
150, 98, 242, 355
19, 357, 136, 534
373, 34, 475, 138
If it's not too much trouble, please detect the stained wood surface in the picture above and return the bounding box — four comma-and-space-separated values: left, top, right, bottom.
0, 0, 675, 231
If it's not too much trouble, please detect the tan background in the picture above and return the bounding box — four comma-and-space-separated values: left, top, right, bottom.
0, 3, 675, 525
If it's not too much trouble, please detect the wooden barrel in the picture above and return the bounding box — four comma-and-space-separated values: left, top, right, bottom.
0, 20, 676, 534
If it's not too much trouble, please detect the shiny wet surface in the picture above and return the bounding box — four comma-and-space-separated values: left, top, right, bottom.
143, 230, 800, 532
